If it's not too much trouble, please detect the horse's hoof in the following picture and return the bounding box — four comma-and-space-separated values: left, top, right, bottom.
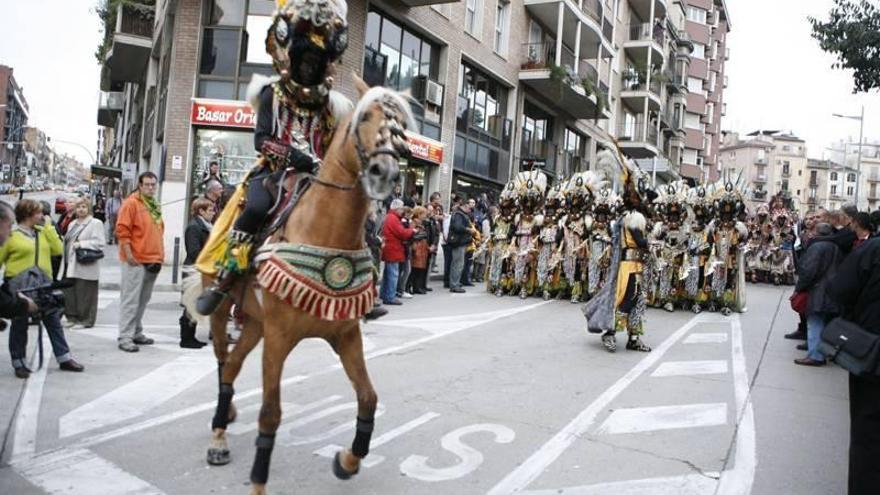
721, 307, 732, 317
663, 303, 675, 313
207, 447, 231, 466
332, 451, 359, 480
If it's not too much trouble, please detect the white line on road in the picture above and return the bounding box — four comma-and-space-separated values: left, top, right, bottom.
683, 333, 729, 344
59, 354, 216, 439
520, 472, 720, 495
486, 314, 706, 495
651, 360, 729, 377
13, 448, 165, 495
10, 334, 50, 463
226, 395, 342, 435
67, 301, 551, 451
595, 403, 728, 435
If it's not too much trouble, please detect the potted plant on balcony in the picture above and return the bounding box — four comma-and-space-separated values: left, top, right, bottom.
548, 62, 575, 99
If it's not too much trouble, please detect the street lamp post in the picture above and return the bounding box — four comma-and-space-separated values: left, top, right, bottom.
832, 106, 865, 208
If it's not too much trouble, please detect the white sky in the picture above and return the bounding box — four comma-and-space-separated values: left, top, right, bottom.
0, 0, 878, 167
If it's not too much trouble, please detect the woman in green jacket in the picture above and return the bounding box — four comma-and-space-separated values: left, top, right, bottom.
0, 199, 84, 378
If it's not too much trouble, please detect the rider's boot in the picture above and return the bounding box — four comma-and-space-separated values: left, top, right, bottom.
196, 230, 255, 316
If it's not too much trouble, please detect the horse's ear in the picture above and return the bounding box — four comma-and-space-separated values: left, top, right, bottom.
353, 73, 370, 97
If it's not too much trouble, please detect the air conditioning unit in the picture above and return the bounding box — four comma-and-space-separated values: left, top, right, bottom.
425, 80, 444, 107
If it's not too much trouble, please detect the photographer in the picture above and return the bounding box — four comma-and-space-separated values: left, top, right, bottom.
0, 200, 84, 378
0, 201, 37, 319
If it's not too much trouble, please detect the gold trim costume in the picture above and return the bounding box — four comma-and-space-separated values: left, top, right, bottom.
561, 172, 598, 303
536, 184, 566, 300
509, 171, 547, 299
487, 183, 516, 296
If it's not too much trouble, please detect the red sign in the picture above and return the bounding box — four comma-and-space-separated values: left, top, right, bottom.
191, 99, 444, 165
191, 99, 256, 128
405, 132, 444, 165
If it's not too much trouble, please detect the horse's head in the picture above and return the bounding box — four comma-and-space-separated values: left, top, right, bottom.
348, 77, 417, 200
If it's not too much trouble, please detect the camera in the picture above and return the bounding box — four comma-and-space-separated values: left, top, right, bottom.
19, 281, 71, 314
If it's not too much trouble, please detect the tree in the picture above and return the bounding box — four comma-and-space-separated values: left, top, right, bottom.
809, 0, 880, 93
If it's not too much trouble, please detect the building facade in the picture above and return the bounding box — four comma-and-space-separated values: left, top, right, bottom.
96, 0, 732, 258
0, 65, 30, 186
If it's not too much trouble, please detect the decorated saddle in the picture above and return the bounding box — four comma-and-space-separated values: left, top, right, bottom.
255, 243, 376, 321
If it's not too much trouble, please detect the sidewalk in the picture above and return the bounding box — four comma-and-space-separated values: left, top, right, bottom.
98, 244, 180, 292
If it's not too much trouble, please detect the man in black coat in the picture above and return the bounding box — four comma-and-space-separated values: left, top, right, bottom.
827, 237, 880, 495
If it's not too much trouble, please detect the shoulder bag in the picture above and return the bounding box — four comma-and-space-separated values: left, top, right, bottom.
73, 219, 105, 264
8, 229, 55, 300
818, 317, 880, 376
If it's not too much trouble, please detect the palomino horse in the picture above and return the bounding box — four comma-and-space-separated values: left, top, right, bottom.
187, 78, 415, 495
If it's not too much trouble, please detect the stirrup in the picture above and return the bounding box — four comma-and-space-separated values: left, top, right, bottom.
196, 284, 229, 316
601, 332, 617, 353
626, 337, 652, 352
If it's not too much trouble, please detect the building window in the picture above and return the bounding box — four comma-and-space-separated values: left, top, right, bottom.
831, 184, 838, 195
686, 6, 707, 24
466, 0, 483, 38
454, 61, 511, 183
494, 0, 510, 55
847, 172, 856, 182
847, 186, 855, 196
691, 42, 705, 59
831, 171, 838, 181
363, 10, 440, 92
687, 77, 703, 93
684, 112, 701, 130
810, 170, 817, 181
198, 0, 275, 99
782, 162, 790, 174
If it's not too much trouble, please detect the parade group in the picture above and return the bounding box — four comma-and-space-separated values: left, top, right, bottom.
473, 148, 798, 352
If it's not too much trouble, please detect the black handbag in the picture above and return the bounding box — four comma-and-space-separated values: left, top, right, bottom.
818, 317, 880, 376
71, 219, 104, 264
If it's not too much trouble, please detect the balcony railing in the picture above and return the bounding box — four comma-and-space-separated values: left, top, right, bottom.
520, 42, 589, 83
117, 3, 154, 38
753, 175, 767, 183
781, 169, 791, 178
617, 122, 658, 145
580, 0, 602, 24
628, 23, 665, 45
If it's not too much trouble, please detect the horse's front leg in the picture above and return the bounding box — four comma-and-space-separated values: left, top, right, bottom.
208, 310, 263, 465
249, 320, 298, 495
329, 323, 378, 479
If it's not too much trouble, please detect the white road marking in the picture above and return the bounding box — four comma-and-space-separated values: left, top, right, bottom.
520, 472, 720, 494
715, 316, 757, 495
651, 360, 729, 377
281, 402, 387, 446
400, 423, 516, 482
77, 325, 191, 354
11, 333, 50, 463
68, 301, 550, 451
313, 411, 442, 468
595, 403, 728, 435
376, 303, 550, 335
59, 354, 216, 439
13, 448, 164, 495
683, 333, 729, 344
486, 314, 705, 495
97, 293, 119, 310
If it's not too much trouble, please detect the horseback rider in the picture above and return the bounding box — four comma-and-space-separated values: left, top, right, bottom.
196, 0, 352, 315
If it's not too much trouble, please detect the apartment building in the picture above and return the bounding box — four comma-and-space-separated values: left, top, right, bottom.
96, 0, 731, 257
0, 65, 30, 185
826, 140, 880, 211
717, 130, 807, 210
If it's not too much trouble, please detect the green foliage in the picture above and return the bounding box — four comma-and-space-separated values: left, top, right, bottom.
809, 0, 880, 93
94, 0, 156, 64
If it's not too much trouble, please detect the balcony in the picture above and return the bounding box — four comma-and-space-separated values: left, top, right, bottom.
104, 3, 154, 86
809, 178, 819, 187
524, 0, 607, 60
519, 42, 609, 119
617, 121, 660, 158
781, 169, 791, 178
623, 23, 666, 64
755, 157, 767, 165
868, 172, 880, 183
627, 0, 667, 22
753, 174, 767, 184
96, 91, 124, 127
752, 190, 768, 201
808, 196, 818, 205
633, 157, 678, 180
620, 69, 662, 112
398, 0, 459, 6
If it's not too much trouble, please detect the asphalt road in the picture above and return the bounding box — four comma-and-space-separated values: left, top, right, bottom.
0, 283, 850, 494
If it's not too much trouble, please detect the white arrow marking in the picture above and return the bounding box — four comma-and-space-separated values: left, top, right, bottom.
651, 360, 729, 377
595, 403, 728, 435
59, 354, 216, 438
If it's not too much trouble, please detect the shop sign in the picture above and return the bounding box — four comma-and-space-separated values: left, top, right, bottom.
191, 99, 257, 128
520, 158, 547, 169
405, 132, 443, 165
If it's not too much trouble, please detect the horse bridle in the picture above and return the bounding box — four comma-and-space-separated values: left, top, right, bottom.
310, 95, 409, 192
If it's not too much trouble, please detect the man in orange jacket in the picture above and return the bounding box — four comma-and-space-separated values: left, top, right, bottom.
115, 172, 165, 352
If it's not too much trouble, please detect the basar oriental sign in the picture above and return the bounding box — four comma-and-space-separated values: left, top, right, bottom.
190, 98, 444, 165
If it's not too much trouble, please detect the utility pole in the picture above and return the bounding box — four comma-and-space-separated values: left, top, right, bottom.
856, 105, 864, 208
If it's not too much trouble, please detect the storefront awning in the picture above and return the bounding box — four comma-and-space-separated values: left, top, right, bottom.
90, 165, 122, 179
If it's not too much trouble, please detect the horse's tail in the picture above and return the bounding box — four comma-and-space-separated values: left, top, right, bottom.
181, 267, 208, 325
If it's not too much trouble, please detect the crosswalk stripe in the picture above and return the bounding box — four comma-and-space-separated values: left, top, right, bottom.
521, 472, 720, 495
59, 354, 216, 438
651, 360, 729, 377
14, 448, 165, 495
596, 403, 728, 435
683, 333, 729, 344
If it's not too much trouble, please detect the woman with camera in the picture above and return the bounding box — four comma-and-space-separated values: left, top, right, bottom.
62, 197, 106, 329
0, 199, 84, 378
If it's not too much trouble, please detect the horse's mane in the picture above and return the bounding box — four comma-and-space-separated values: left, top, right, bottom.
349, 86, 417, 135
